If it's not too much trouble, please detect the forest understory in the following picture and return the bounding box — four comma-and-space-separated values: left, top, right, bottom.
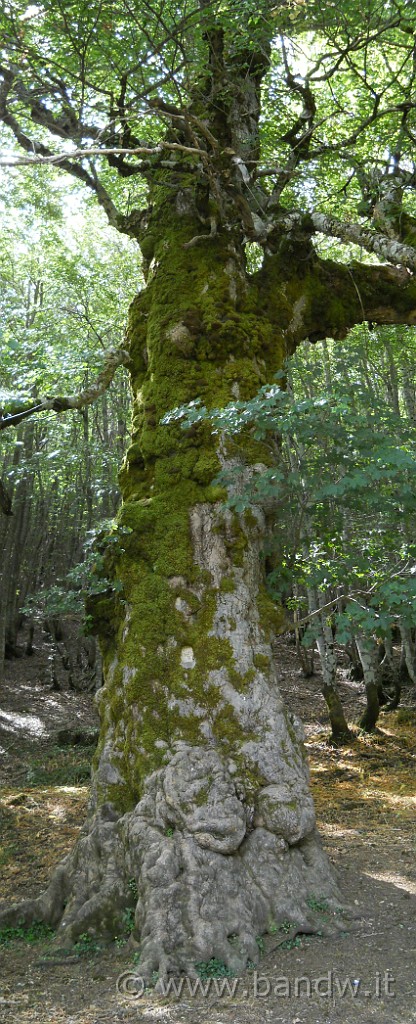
0, 632, 415, 1024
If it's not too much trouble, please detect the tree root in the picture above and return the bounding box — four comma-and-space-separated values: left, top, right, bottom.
0, 743, 354, 983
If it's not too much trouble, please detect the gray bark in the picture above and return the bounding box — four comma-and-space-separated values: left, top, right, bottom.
356, 634, 380, 731
0, 501, 347, 981
398, 623, 416, 685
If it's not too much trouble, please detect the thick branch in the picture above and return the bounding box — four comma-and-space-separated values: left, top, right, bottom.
282, 211, 416, 273
0, 348, 130, 434
312, 259, 416, 341
260, 242, 416, 353
0, 74, 122, 228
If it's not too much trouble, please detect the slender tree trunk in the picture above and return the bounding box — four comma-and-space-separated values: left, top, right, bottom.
0, 515, 13, 681
293, 605, 314, 677
401, 366, 416, 422
285, 423, 350, 743
377, 630, 401, 710
382, 336, 401, 416
398, 622, 416, 685
315, 627, 351, 742
0, 424, 35, 667
356, 634, 380, 731
312, 594, 351, 743
321, 338, 333, 392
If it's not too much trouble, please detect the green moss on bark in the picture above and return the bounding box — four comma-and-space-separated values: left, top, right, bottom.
90, 191, 303, 812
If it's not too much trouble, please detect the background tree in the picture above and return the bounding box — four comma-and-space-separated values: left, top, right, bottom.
0, 170, 136, 680
289, 326, 416, 707
1, 0, 416, 983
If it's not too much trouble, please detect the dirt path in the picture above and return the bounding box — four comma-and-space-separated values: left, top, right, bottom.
0, 639, 415, 1024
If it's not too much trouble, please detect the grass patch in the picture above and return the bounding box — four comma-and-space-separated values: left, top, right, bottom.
279, 936, 302, 950
24, 745, 95, 787
0, 842, 19, 867
395, 709, 416, 726
0, 921, 54, 947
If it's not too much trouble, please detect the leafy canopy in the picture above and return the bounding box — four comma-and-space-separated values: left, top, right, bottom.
1, 0, 415, 263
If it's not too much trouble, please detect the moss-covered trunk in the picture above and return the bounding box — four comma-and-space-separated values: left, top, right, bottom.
0, 29, 355, 979
94, 193, 293, 812
0, 193, 348, 979
5, 3, 416, 982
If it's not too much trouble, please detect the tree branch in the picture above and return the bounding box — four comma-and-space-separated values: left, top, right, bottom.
0, 113, 122, 228
0, 141, 204, 168
281, 211, 416, 273
0, 348, 130, 434
259, 237, 416, 354
314, 258, 416, 342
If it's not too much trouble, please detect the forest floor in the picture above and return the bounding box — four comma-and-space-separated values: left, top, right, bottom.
0, 636, 415, 1024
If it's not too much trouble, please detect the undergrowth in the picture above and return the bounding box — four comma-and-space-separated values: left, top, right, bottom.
24, 744, 95, 786
0, 921, 54, 947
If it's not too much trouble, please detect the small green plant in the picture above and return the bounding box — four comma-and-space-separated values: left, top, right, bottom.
22, 523, 131, 623
121, 907, 135, 934
255, 935, 265, 953
131, 950, 141, 965
307, 896, 330, 915
128, 877, 138, 899
0, 921, 54, 946
278, 920, 292, 934
165, 827, 174, 837
195, 958, 234, 979
73, 933, 101, 955
280, 936, 302, 950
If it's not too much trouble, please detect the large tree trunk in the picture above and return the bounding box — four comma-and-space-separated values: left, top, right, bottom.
0, 199, 345, 979
0, 23, 372, 982
5, 2, 416, 984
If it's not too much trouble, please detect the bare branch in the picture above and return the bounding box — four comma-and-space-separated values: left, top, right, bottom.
0, 348, 130, 435
0, 141, 204, 168
308, 100, 416, 159
281, 210, 416, 272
